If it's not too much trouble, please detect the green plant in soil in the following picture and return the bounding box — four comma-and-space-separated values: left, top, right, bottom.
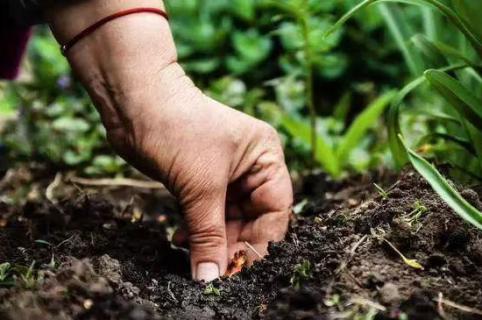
1, 0, 402, 176
0, 262, 12, 282
16, 261, 41, 290
403, 200, 428, 231
373, 183, 389, 200
331, 0, 482, 229
203, 283, 221, 296
290, 259, 312, 289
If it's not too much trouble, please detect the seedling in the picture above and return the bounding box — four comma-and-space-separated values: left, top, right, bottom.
324, 294, 341, 308
373, 183, 389, 200
34, 239, 52, 247
290, 259, 312, 289
373, 181, 400, 200
384, 239, 424, 270
203, 283, 221, 296
403, 200, 428, 231
18, 261, 41, 289
0, 262, 11, 282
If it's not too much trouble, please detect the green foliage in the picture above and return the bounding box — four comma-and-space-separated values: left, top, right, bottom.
203, 283, 221, 296
0, 28, 128, 176
0, 262, 11, 282
281, 91, 395, 177
290, 259, 312, 289
400, 136, 482, 230
335, 0, 482, 229
374, 183, 389, 199
1, 0, 407, 177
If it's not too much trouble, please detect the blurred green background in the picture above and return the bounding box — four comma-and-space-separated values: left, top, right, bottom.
0, 0, 480, 183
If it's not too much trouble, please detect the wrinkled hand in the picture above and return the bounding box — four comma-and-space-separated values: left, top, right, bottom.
47, 5, 293, 282
104, 62, 293, 281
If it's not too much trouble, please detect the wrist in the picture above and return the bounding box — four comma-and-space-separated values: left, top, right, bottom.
46, 1, 179, 130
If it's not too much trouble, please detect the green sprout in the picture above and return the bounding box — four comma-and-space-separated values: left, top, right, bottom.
203, 283, 221, 296
373, 183, 389, 200
0, 262, 11, 282
290, 259, 313, 289
324, 294, 341, 308
403, 200, 429, 231
18, 261, 41, 289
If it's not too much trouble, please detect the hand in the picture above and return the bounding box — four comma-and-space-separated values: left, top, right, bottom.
45, 1, 293, 282
109, 62, 293, 282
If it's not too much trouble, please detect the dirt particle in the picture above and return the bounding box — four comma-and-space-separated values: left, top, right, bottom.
379, 282, 401, 305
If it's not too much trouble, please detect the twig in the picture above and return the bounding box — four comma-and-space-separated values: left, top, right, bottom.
167, 281, 178, 303
336, 235, 368, 274
437, 292, 447, 319
45, 172, 62, 204
434, 295, 482, 316
56, 234, 77, 248
349, 297, 386, 311
244, 241, 263, 259
69, 177, 166, 190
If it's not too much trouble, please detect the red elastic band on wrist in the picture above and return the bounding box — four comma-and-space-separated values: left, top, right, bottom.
60, 8, 169, 55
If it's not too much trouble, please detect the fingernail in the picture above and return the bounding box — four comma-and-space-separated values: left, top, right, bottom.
196, 262, 219, 282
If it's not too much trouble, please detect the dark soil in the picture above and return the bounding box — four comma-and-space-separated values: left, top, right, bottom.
1, 167, 482, 320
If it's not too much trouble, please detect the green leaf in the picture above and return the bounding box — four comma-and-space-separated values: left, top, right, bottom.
424, 70, 482, 131
280, 115, 340, 177
387, 76, 426, 168
422, 6, 437, 40
378, 4, 424, 76
326, 0, 482, 58
411, 34, 447, 67
418, 132, 476, 155
387, 64, 469, 169
336, 91, 396, 166
52, 118, 90, 133
399, 135, 482, 230
34, 240, 52, 246
451, 0, 482, 42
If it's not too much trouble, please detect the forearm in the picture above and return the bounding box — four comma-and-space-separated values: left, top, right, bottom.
44, 0, 182, 131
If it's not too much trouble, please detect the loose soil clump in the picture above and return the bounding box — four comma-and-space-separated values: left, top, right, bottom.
0, 169, 481, 319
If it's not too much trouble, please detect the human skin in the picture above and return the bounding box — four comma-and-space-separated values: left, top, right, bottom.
44, 0, 293, 282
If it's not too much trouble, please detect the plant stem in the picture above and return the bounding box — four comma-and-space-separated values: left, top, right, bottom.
300, 10, 317, 165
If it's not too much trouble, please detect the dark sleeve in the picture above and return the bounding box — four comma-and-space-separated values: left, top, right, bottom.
3, 0, 44, 26
0, 1, 40, 79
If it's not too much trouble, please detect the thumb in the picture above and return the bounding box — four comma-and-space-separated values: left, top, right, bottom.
182, 191, 228, 282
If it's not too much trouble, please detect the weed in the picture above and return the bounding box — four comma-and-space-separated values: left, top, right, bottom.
373, 183, 389, 200
403, 200, 428, 231
18, 261, 41, 289
332, 0, 482, 229
0, 262, 11, 282
203, 283, 221, 296
290, 259, 312, 289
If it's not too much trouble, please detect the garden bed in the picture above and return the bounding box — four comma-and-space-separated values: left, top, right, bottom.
0, 168, 482, 320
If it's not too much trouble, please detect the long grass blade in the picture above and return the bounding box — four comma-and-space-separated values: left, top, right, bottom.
387, 64, 469, 169
325, 0, 482, 58
336, 91, 396, 166
418, 132, 476, 156
411, 34, 447, 67
399, 135, 482, 230
378, 4, 424, 76
424, 70, 482, 130
281, 115, 341, 177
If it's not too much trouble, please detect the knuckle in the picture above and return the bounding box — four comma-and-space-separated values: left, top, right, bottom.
189, 227, 225, 247
258, 122, 283, 152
